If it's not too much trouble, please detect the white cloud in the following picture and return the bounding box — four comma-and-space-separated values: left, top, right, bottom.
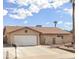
58, 21, 63, 24
8, 0, 70, 8
46, 22, 50, 24
64, 25, 72, 31
9, 14, 25, 19
65, 22, 72, 25
35, 0, 51, 9
8, 0, 16, 3
63, 22, 72, 30
9, 8, 33, 19
50, 0, 70, 8
29, 4, 40, 13
7, 0, 70, 19
64, 8, 73, 15
16, 0, 29, 6
3, 9, 8, 16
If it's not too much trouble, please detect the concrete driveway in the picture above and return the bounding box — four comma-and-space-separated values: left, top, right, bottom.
3, 45, 75, 59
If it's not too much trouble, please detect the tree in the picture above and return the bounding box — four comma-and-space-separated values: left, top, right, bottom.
53, 21, 58, 27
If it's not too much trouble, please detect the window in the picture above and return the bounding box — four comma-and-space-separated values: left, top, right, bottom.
25, 30, 28, 33
57, 34, 63, 39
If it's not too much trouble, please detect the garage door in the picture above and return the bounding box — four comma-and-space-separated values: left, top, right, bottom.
13, 35, 37, 46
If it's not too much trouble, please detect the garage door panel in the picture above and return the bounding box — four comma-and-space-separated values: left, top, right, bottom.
13, 35, 37, 46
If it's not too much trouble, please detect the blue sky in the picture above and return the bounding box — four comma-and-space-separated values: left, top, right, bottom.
3, 0, 73, 31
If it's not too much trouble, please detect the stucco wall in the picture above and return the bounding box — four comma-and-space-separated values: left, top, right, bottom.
6, 27, 73, 45
7, 28, 40, 45
40, 34, 72, 45
63, 34, 73, 43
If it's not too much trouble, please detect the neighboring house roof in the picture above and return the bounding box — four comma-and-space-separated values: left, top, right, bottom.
5, 26, 71, 35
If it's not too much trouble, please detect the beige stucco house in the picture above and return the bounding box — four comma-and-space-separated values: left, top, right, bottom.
4, 26, 73, 46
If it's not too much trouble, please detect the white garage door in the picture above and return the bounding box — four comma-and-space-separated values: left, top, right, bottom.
13, 35, 37, 46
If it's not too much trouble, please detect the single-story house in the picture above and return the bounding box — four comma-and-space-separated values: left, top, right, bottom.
4, 26, 73, 46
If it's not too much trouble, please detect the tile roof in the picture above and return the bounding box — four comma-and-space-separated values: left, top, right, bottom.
30, 27, 70, 34
4, 26, 71, 34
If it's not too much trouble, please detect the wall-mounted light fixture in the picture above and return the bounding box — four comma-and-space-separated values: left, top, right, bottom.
25, 30, 28, 33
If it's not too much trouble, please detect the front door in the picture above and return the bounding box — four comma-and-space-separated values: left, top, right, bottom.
52, 38, 56, 44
